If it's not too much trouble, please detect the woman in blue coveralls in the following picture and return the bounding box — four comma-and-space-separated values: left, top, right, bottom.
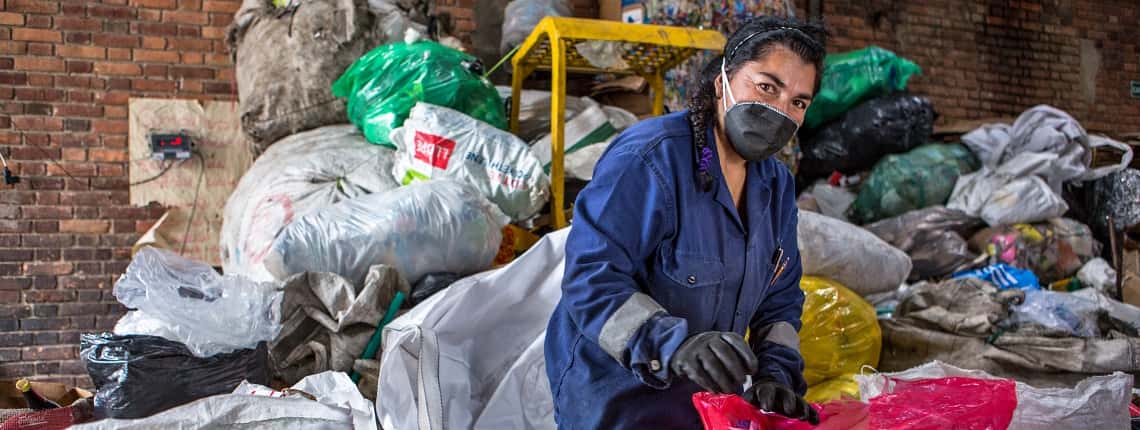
544, 16, 828, 428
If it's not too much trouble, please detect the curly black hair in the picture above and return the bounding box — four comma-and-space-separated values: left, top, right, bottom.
688, 16, 829, 191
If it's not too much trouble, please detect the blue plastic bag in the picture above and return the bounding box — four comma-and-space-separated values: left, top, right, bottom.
952, 263, 1040, 291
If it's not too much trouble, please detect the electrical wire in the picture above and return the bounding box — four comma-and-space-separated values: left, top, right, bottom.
129, 159, 177, 186
28, 144, 83, 185
180, 150, 206, 256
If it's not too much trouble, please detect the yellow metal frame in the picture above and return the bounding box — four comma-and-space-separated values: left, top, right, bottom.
509, 17, 725, 228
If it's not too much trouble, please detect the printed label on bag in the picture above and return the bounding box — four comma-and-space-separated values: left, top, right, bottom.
414, 131, 457, 170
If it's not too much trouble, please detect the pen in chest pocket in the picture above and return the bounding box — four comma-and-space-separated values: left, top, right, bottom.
769, 246, 788, 286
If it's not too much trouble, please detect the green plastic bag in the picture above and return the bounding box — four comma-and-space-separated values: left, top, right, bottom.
847, 143, 980, 225
803, 46, 921, 131
332, 41, 508, 148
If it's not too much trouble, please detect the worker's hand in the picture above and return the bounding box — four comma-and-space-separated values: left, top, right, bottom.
670, 331, 759, 394
743, 379, 819, 425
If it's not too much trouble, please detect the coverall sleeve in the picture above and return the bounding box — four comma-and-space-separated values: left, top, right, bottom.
561, 146, 688, 389
748, 208, 808, 396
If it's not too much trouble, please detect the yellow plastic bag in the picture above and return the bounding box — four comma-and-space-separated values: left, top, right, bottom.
800, 276, 881, 385
804, 374, 860, 403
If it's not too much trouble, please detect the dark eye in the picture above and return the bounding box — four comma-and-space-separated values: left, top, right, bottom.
793, 100, 808, 110
758, 83, 776, 94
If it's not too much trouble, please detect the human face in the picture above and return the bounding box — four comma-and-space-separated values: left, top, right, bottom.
716, 44, 817, 127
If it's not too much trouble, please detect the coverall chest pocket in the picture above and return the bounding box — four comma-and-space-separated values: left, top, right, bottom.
650, 249, 725, 330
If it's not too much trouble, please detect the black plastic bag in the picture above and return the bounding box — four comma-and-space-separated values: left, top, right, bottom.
410, 272, 462, 306
80, 333, 269, 419
799, 93, 935, 181
865, 206, 984, 281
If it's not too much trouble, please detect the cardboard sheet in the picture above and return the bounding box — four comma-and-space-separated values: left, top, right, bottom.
128, 99, 253, 266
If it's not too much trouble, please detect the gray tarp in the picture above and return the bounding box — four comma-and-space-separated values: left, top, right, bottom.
271, 265, 409, 385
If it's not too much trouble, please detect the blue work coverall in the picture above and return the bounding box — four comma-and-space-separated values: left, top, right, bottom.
545, 111, 806, 429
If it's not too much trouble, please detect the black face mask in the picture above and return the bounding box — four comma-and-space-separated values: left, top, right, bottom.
720, 60, 799, 161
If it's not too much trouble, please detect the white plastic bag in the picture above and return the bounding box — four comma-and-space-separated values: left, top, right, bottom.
113, 247, 282, 358
977, 175, 1069, 226
797, 211, 912, 296
1077, 258, 1118, 295
377, 229, 567, 430
807, 182, 856, 222
857, 361, 1133, 430
391, 103, 550, 221
221, 125, 399, 282
265, 180, 508, 286
531, 98, 636, 168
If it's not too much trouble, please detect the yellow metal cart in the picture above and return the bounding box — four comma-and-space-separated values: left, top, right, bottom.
509, 17, 725, 229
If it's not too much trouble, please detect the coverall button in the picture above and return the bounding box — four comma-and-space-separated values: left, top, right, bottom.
687, 275, 697, 284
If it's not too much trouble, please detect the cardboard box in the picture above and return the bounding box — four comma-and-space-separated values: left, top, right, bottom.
600, 0, 621, 21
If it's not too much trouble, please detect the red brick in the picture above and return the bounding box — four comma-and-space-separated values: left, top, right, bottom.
93, 33, 140, 48
139, 8, 162, 21
132, 48, 179, 62
88, 148, 128, 162
93, 61, 140, 75
24, 290, 77, 303
209, 12, 232, 26
55, 104, 103, 118
25, 42, 52, 56
89, 5, 136, 19
102, 135, 127, 148
63, 119, 90, 132
0, 71, 27, 85
178, 0, 203, 10
142, 64, 167, 77
98, 163, 125, 176
11, 28, 61, 43
25, 15, 51, 28
167, 37, 212, 51
23, 262, 73, 276
60, 3, 87, 15
135, 22, 179, 37
27, 73, 51, 86
68, 91, 95, 103
55, 44, 106, 59
64, 32, 91, 45
132, 79, 177, 92
12, 116, 63, 131
0, 249, 32, 261
131, 0, 178, 8
202, 0, 239, 13
54, 17, 103, 32
163, 10, 208, 25
0, 41, 28, 55
22, 346, 75, 361
56, 75, 92, 87
20, 318, 71, 331
169, 66, 214, 80
204, 81, 232, 94
104, 105, 127, 119
141, 36, 166, 49
47, 162, 96, 177
200, 26, 226, 41
7, 0, 60, 14
178, 25, 201, 38
0, 12, 24, 26
179, 80, 203, 93
107, 47, 131, 61
12, 57, 63, 71
66, 60, 93, 74
92, 119, 129, 134
59, 220, 110, 234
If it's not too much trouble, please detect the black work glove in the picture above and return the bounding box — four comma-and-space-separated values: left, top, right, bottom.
670, 331, 759, 394
743, 379, 819, 425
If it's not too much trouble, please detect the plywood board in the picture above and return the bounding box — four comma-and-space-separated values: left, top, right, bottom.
128, 98, 253, 266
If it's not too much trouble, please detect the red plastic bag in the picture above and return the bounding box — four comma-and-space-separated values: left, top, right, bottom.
692, 393, 819, 430
868, 377, 1016, 430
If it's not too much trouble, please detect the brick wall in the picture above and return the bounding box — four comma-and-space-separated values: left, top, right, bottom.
816, 0, 1138, 134
2, 0, 1138, 387
0, 0, 239, 388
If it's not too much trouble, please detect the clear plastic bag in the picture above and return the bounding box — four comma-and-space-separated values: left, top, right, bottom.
265, 180, 508, 286
867, 377, 1017, 429
220, 125, 400, 283
332, 41, 507, 147
500, 0, 570, 55
390, 103, 550, 221
1012, 290, 1101, 338
112, 247, 282, 358
800, 277, 882, 386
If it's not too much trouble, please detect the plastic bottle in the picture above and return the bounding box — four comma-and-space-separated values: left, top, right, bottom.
15, 379, 60, 410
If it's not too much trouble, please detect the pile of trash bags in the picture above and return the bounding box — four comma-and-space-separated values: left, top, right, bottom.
62, 19, 1140, 428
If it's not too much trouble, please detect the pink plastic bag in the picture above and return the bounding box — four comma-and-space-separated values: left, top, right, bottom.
868, 377, 1017, 430
692, 393, 821, 430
